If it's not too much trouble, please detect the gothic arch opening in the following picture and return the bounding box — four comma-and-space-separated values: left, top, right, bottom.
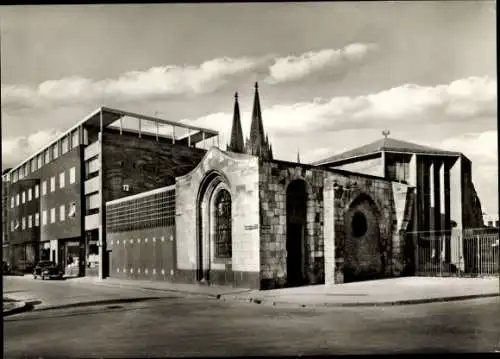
196, 171, 232, 283
286, 179, 308, 287
344, 194, 384, 283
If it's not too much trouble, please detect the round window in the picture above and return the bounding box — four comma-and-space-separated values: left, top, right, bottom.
352, 211, 368, 237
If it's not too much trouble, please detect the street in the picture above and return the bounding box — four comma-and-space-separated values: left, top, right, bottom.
4, 276, 500, 356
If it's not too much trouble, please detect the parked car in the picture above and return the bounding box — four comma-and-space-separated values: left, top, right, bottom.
33, 261, 64, 280
3, 261, 10, 274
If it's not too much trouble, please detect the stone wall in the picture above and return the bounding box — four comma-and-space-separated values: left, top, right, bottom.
258, 161, 326, 289
259, 160, 412, 287
175, 147, 261, 288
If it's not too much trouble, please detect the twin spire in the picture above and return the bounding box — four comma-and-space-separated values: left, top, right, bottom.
227, 82, 273, 160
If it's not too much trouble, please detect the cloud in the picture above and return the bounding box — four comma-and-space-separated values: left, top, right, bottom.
2, 129, 62, 168
1, 44, 379, 111
259, 76, 497, 135
1, 56, 266, 110
266, 43, 379, 84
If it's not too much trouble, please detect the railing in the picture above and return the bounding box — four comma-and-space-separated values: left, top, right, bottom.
408, 227, 499, 277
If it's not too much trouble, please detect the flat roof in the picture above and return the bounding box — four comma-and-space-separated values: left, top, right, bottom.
6, 106, 219, 176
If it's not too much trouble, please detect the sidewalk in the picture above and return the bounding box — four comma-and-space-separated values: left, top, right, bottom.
76, 276, 499, 308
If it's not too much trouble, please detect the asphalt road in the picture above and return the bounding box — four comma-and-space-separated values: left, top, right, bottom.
4, 276, 500, 356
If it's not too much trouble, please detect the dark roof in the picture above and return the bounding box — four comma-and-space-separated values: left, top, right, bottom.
312, 137, 462, 165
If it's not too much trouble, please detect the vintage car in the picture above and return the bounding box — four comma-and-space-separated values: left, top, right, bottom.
33, 260, 64, 280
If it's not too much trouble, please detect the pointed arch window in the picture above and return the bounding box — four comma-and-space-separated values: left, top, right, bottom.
214, 189, 232, 258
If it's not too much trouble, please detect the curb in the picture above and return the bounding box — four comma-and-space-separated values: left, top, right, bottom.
87, 279, 252, 299
3, 301, 29, 316
33, 296, 169, 312
220, 292, 500, 308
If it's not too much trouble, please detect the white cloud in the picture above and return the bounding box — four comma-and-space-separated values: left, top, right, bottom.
259, 76, 497, 134
2, 129, 61, 168
1, 56, 265, 110
2, 45, 380, 111
266, 43, 378, 84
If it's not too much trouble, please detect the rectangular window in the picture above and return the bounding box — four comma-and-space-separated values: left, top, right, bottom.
52, 143, 59, 160
28, 188, 32, 201
21, 191, 26, 204
44, 149, 50, 164
31, 158, 37, 172
50, 208, 56, 224
61, 136, 69, 154
10, 196, 14, 208
70, 167, 76, 184
13, 170, 18, 182
25, 162, 30, 176
28, 215, 33, 228
35, 185, 39, 198
10, 220, 14, 232
19, 166, 25, 179
68, 202, 77, 218
42, 210, 47, 226
50, 176, 56, 192
16, 194, 20, 206
35, 213, 40, 227
60, 204, 65, 222
42, 181, 47, 196
22, 217, 26, 230
59, 172, 65, 188
37, 154, 43, 169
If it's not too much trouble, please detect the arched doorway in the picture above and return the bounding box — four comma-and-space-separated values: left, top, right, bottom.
286, 180, 308, 287
344, 194, 383, 282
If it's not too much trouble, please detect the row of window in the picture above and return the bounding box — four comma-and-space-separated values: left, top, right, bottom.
10, 202, 77, 232
10, 127, 88, 183
10, 167, 77, 208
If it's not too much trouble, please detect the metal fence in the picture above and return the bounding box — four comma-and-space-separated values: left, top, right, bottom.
409, 227, 499, 277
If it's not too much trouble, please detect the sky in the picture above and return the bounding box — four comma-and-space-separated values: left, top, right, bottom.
0, 2, 497, 214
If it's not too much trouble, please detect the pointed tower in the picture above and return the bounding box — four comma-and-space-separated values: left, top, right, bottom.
297, 149, 301, 164
244, 82, 273, 160
227, 92, 244, 153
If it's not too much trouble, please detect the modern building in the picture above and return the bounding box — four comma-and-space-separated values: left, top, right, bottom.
3, 107, 218, 275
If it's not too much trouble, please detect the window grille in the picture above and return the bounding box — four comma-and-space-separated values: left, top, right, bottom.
106, 188, 175, 232
214, 189, 232, 258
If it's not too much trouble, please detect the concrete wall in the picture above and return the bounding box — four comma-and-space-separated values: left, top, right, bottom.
107, 227, 177, 281
175, 147, 260, 288
101, 130, 207, 202
331, 155, 383, 177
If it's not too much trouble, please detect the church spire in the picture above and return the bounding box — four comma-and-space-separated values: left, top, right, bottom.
297, 149, 301, 164
227, 92, 244, 153
244, 82, 273, 160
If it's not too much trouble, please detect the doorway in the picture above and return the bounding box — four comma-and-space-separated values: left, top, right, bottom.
286, 180, 308, 287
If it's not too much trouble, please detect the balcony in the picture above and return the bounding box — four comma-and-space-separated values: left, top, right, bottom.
84, 176, 100, 195
84, 141, 100, 161
85, 213, 99, 230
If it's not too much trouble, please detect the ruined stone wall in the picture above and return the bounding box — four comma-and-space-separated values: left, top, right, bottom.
259, 161, 412, 287
258, 161, 325, 289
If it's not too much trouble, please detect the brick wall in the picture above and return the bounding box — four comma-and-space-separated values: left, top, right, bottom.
175, 147, 260, 288
101, 130, 207, 202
